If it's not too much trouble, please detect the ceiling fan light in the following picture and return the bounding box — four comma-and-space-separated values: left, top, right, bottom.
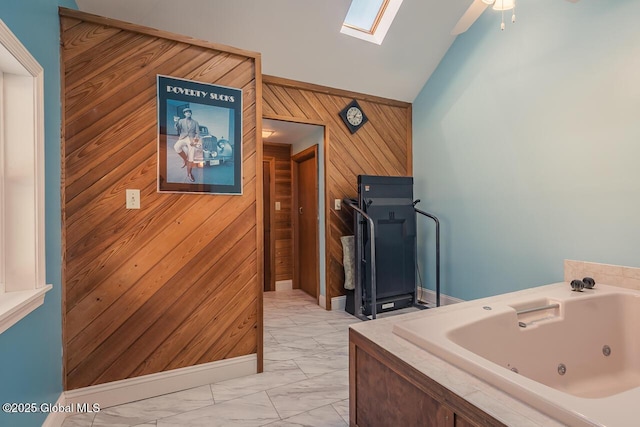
492, 0, 515, 11
481, 0, 495, 4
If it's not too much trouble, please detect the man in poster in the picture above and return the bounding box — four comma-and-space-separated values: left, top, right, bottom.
173, 107, 200, 182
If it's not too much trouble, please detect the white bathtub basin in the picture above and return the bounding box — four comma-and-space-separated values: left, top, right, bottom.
393, 283, 640, 426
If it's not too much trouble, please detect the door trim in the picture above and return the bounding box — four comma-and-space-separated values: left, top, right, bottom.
264, 113, 330, 310
292, 145, 319, 302
262, 157, 276, 292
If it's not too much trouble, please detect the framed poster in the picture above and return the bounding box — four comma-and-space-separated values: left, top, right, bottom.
157, 75, 242, 194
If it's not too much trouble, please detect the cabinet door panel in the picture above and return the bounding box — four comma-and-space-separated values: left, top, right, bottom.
354, 348, 454, 427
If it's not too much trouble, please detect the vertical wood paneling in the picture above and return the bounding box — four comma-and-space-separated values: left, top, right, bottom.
263, 143, 293, 282
263, 76, 411, 309
60, 9, 261, 390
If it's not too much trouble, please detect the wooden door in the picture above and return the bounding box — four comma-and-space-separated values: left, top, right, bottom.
294, 146, 319, 298
263, 159, 276, 292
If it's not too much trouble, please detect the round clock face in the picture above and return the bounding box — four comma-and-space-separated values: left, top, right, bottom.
346, 106, 363, 126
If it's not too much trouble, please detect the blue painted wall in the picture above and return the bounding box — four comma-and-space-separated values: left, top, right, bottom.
413, 0, 640, 301
0, 1, 77, 426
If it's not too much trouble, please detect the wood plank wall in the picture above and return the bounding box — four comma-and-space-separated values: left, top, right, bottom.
263, 143, 293, 282
262, 76, 412, 309
60, 9, 262, 390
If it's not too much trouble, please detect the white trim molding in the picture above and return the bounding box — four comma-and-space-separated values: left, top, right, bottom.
331, 295, 346, 311
0, 285, 52, 334
64, 354, 257, 410
417, 287, 464, 307
43, 354, 256, 426
0, 18, 51, 334
41, 393, 67, 427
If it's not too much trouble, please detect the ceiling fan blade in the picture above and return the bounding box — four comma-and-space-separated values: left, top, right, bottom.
451, 0, 490, 35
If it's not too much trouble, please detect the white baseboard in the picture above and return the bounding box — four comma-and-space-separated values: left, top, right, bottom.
275, 280, 292, 291
41, 393, 67, 427
61, 354, 256, 414
331, 295, 346, 311
417, 287, 463, 306
318, 294, 326, 309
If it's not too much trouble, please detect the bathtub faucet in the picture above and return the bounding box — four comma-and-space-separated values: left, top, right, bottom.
570, 277, 596, 292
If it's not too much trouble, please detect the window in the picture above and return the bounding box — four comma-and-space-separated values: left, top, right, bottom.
0, 19, 51, 334
343, 0, 387, 34
341, 0, 403, 45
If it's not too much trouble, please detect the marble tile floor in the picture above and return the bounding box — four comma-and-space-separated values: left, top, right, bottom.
63, 289, 396, 427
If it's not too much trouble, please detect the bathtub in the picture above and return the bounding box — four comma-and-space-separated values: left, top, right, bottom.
393, 283, 640, 427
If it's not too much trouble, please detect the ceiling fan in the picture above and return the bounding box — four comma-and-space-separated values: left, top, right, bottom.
451, 0, 580, 35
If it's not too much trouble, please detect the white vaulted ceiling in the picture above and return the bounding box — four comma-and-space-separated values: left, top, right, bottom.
75, 0, 474, 103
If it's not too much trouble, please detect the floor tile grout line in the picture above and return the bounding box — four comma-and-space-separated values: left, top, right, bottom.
263, 387, 286, 422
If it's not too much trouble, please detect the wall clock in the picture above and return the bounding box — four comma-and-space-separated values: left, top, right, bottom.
339, 100, 368, 134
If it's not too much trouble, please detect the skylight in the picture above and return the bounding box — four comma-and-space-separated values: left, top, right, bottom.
343, 0, 386, 34
341, 0, 403, 45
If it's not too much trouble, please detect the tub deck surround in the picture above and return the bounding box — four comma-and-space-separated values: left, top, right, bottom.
350, 310, 562, 427
564, 259, 640, 291
386, 282, 640, 427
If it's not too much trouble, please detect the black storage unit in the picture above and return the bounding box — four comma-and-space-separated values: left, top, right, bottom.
346, 175, 417, 316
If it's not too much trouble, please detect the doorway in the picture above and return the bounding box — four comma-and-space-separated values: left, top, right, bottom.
262, 118, 325, 305
293, 146, 319, 299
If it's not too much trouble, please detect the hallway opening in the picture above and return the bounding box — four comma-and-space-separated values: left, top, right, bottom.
262, 118, 325, 305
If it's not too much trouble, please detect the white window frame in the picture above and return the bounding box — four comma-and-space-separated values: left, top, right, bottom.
0, 19, 51, 334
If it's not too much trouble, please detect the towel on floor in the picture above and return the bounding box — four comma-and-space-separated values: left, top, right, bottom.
341, 235, 355, 290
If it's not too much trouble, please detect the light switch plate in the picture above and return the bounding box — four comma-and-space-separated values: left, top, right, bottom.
275, 201, 281, 211
126, 189, 140, 209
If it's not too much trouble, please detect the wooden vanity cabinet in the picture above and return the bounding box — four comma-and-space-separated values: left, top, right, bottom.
349, 329, 506, 427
